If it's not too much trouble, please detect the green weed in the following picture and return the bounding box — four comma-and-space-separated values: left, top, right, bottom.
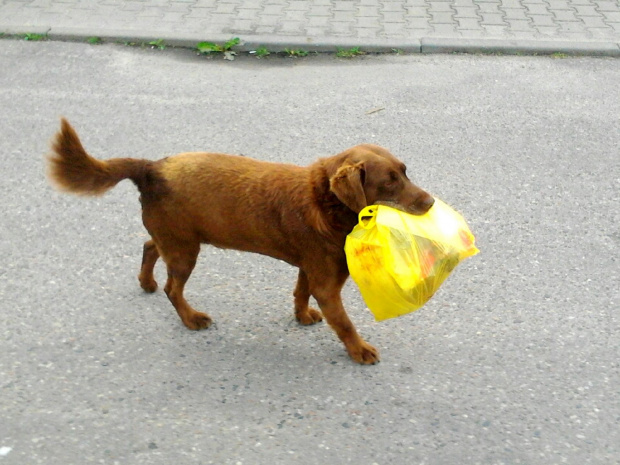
336, 47, 365, 58
23, 33, 46, 41
197, 37, 240, 54
253, 46, 270, 58
149, 39, 166, 50
196, 37, 240, 60
284, 48, 309, 57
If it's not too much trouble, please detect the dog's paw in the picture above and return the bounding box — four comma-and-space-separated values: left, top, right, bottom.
296, 308, 324, 326
185, 312, 213, 330
140, 279, 158, 293
348, 341, 380, 365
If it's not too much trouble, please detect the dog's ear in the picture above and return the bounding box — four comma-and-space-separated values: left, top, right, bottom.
329, 161, 367, 213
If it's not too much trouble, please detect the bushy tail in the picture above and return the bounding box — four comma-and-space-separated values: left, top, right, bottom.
47, 118, 151, 196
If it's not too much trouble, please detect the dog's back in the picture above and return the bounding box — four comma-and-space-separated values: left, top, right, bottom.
146, 152, 318, 264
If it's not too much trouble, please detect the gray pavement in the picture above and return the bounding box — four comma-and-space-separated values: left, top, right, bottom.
1, 39, 619, 464
1, 0, 620, 55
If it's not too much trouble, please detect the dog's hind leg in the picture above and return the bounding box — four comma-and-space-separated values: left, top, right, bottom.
161, 242, 212, 330
138, 239, 160, 293
293, 269, 323, 325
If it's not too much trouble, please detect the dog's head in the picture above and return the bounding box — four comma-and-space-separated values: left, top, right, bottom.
329, 144, 434, 215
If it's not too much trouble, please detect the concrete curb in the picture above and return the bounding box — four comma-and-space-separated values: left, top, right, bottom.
421, 38, 620, 57
3, 25, 619, 57
43, 28, 422, 53
239, 35, 422, 54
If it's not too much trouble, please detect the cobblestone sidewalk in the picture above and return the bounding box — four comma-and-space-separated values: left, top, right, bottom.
1, 0, 619, 55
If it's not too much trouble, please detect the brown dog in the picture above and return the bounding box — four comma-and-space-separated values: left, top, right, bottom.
48, 119, 434, 364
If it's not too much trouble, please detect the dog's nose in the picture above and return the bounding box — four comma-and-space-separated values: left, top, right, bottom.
418, 195, 435, 213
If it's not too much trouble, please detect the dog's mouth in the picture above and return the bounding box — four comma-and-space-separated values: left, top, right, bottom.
375, 198, 435, 216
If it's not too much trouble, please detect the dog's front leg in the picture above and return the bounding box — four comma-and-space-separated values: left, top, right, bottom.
307, 268, 379, 365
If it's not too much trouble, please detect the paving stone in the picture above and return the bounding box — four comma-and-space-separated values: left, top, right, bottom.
502, 8, 529, 20
481, 13, 507, 25
406, 6, 429, 17
454, 7, 479, 18
456, 17, 482, 29
552, 10, 579, 21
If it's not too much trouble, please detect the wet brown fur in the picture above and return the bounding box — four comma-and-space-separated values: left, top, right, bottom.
47, 118, 434, 364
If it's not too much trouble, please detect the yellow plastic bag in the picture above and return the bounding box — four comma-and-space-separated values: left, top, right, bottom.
345, 198, 479, 321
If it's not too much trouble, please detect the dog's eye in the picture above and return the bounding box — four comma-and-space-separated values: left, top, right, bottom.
381, 173, 399, 191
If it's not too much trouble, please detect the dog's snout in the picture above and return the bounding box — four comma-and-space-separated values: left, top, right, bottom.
415, 193, 434, 214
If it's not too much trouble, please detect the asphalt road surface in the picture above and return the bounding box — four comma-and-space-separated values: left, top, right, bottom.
1, 41, 618, 465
